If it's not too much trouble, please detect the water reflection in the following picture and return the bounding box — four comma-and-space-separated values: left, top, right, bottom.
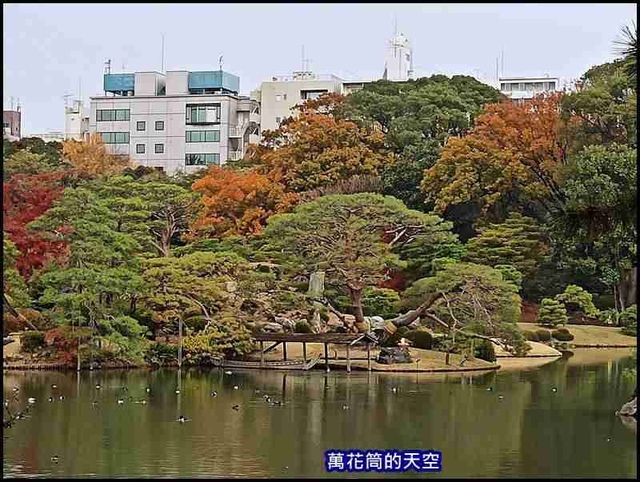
3, 349, 637, 478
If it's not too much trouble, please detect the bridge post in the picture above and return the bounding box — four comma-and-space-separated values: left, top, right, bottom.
302, 342, 307, 362
346, 343, 351, 373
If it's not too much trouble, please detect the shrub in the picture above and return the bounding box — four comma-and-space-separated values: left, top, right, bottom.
362, 287, 401, 319
523, 330, 540, 342
404, 330, 433, 349
554, 285, 598, 316
295, 320, 313, 333
551, 329, 574, 341
382, 326, 409, 347
145, 341, 178, 366
598, 308, 620, 326
21, 331, 45, 353
620, 305, 637, 328
474, 339, 496, 363
536, 329, 552, 342
537, 298, 568, 327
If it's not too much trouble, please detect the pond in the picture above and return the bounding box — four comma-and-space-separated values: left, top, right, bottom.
3, 349, 637, 478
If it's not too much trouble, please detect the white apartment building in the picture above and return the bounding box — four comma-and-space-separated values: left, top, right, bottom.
89, 69, 260, 174
251, 71, 344, 132
499, 76, 560, 101
65, 100, 90, 141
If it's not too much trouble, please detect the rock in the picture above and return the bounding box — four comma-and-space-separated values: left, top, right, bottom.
355, 320, 370, 332
617, 397, 637, 418
307, 271, 325, 297
262, 322, 284, 333
309, 310, 323, 333
366, 316, 386, 330
376, 346, 413, 364
274, 317, 296, 331
327, 312, 343, 328
225, 281, 238, 293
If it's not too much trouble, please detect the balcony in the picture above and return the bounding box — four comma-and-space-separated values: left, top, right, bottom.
228, 151, 243, 161
250, 111, 260, 124
228, 125, 244, 138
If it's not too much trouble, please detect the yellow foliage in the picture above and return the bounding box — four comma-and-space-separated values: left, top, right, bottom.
62, 133, 131, 177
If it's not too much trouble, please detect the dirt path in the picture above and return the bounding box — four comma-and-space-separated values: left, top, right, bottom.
517, 323, 637, 347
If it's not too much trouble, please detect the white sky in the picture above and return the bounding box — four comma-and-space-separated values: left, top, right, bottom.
3, 3, 637, 135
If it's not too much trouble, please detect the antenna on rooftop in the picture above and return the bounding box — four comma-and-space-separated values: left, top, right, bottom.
62, 94, 72, 108
104, 59, 112, 74
161, 34, 166, 72
219, 55, 224, 72
501, 49, 504, 77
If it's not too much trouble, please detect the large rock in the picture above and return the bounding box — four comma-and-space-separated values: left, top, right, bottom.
274, 316, 296, 331
617, 397, 637, 418
366, 316, 386, 331
376, 346, 413, 364
262, 322, 284, 333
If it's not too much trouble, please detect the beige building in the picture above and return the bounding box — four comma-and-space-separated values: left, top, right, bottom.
251, 71, 344, 132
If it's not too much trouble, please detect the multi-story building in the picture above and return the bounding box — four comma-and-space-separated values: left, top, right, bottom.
89, 69, 260, 174
251, 71, 344, 132
3, 109, 21, 140
498, 76, 560, 102
65, 99, 90, 141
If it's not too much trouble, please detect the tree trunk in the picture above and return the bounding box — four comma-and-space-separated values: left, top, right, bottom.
619, 267, 637, 311
348, 286, 365, 328
3, 293, 37, 331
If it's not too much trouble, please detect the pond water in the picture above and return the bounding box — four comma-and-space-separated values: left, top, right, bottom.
3, 350, 637, 478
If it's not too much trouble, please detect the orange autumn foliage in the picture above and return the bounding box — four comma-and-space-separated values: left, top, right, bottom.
191, 166, 299, 238
62, 133, 131, 178
423, 93, 569, 214
246, 93, 393, 193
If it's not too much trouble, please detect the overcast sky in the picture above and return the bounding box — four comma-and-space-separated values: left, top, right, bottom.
3, 3, 637, 135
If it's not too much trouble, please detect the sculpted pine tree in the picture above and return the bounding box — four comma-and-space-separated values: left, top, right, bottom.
263, 193, 454, 331
464, 213, 548, 280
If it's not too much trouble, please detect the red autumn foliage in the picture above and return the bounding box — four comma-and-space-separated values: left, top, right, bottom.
3, 172, 70, 279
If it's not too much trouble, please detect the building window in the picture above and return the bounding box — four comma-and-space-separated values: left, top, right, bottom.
3, 122, 9, 128
155, 120, 164, 131
300, 90, 328, 100
155, 143, 164, 154
275, 117, 282, 125
100, 132, 130, 144
97, 109, 130, 122
136, 121, 146, 131
275, 94, 282, 101
136, 143, 145, 154
186, 104, 220, 124
185, 130, 220, 143
185, 153, 220, 166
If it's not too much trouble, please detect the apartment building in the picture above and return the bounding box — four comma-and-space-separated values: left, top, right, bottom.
499, 76, 560, 101
251, 71, 344, 132
3, 109, 21, 140
65, 99, 90, 141
89, 69, 260, 174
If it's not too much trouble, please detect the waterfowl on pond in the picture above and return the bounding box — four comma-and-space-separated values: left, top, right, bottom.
145, 387, 151, 393
177, 415, 188, 423
225, 371, 233, 375
27, 398, 36, 404
58, 396, 65, 401
117, 399, 124, 404
232, 404, 240, 410
95, 384, 101, 389
392, 387, 398, 393
12, 387, 19, 392
498, 395, 504, 400
233, 385, 239, 390
342, 404, 349, 410
51, 455, 59, 463
552, 387, 557, 392
271, 400, 283, 406
51, 384, 57, 389
48, 397, 54, 402
210, 391, 218, 397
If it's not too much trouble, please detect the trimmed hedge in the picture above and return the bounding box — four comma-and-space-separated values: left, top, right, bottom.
474, 339, 496, 362
294, 320, 313, 333
404, 330, 433, 349
536, 329, 552, 342
21, 331, 46, 353
524, 330, 540, 342
537, 298, 568, 327
551, 329, 574, 341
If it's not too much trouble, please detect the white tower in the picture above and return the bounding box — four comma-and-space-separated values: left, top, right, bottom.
384, 32, 412, 81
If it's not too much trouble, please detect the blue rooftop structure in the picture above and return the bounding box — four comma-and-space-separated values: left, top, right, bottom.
188, 71, 239, 94
104, 73, 135, 94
